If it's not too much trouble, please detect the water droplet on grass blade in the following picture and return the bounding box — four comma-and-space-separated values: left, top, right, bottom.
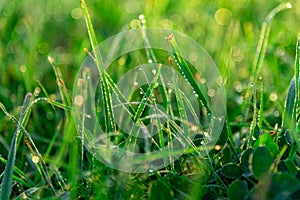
31, 155, 39, 164
269, 93, 278, 102
286, 2, 292, 9
74, 95, 84, 107
138, 14, 145, 20
214, 145, 221, 150
139, 17, 146, 25
20, 65, 26, 72
208, 89, 216, 97
34, 87, 41, 96
200, 78, 206, 84
216, 76, 224, 86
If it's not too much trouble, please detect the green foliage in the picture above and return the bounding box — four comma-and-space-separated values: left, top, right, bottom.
228, 180, 248, 200
0, 93, 32, 200
251, 146, 273, 178
0, 0, 300, 199
149, 180, 173, 200
220, 163, 244, 178
253, 133, 279, 157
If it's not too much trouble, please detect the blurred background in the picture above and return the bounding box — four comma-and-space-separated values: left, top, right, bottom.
0, 0, 299, 151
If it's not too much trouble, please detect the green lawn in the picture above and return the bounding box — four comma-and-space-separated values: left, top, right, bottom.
1, 0, 300, 199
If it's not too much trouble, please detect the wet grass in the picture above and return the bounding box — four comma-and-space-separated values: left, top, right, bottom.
1, 0, 300, 199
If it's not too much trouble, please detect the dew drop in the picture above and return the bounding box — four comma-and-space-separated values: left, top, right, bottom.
34, 87, 41, 96
216, 76, 223, 86
139, 14, 145, 20
200, 78, 206, 84
74, 95, 84, 107
214, 145, 221, 150
274, 110, 280, 117
139, 14, 147, 24
286, 2, 292, 9
208, 89, 215, 97
32, 155, 39, 164
233, 81, 243, 92
191, 126, 198, 132
269, 93, 278, 102
77, 78, 84, 87
20, 65, 26, 73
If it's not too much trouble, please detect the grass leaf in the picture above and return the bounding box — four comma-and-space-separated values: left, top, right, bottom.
251, 146, 273, 178
81, 0, 115, 132
242, 2, 292, 119
0, 93, 32, 200
166, 34, 211, 113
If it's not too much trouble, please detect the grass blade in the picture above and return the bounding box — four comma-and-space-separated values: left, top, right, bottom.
166, 34, 211, 113
282, 78, 297, 132
138, 15, 157, 63
173, 74, 189, 135
282, 37, 300, 132
137, 19, 176, 169
242, 2, 292, 119
133, 64, 162, 122
0, 93, 32, 200
258, 77, 264, 128
81, 0, 116, 132
247, 83, 258, 148
48, 56, 72, 108
0, 156, 34, 188
0, 96, 56, 193
123, 64, 162, 153
252, 2, 292, 83
296, 37, 300, 153
295, 37, 300, 131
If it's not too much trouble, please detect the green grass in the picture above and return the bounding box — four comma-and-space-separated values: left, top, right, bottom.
1, 0, 300, 199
